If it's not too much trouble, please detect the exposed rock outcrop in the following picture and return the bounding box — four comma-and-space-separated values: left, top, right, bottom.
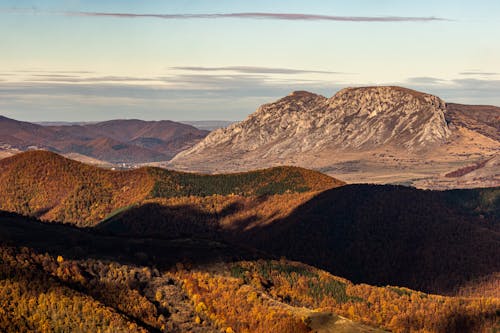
171, 86, 451, 169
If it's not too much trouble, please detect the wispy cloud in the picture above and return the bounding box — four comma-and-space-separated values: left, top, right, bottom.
459, 71, 499, 76
64, 11, 448, 22
172, 66, 344, 75
405, 76, 446, 85
28, 75, 160, 83
403, 77, 500, 105
3, 69, 499, 121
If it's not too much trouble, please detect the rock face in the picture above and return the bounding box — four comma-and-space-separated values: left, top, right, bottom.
171, 86, 451, 169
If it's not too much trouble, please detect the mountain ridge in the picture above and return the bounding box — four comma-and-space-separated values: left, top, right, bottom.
0, 116, 209, 163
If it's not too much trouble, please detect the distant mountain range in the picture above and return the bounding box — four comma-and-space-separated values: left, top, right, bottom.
170, 86, 500, 189
36, 120, 235, 131
0, 116, 209, 164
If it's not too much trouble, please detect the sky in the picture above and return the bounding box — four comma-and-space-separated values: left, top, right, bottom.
1, 0, 500, 121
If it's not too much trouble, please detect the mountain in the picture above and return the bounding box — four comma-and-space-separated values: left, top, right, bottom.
0, 115, 62, 146
169, 86, 500, 188
0, 116, 209, 163
445, 103, 500, 142
0, 150, 342, 226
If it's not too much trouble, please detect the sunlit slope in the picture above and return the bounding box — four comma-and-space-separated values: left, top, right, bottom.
0, 150, 343, 226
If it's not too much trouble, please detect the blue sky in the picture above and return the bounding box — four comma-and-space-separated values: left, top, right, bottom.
1, 0, 499, 121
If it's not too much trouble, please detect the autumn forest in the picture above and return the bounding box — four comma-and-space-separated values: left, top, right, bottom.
0, 151, 498, 332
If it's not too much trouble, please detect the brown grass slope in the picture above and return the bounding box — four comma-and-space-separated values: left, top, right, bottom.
446, 103, 500, 141
0, 150, 342, 226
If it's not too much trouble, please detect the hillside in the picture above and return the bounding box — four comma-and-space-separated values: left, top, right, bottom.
0, 211, 498, 333
1, 151, 497, 296
415, 154, 500, 189
445, 103, 500, 142
94, 183, 500, 295
229, 184, 500, 294
169, 86, 500, 189
49, 119, 209, 159
0, 116, 208, 163
0, 150, 342, 226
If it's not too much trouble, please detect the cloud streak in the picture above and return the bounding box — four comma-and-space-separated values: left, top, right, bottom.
172, 66, 344, 75
66, 11, 448, 22
459, 71, 499, 76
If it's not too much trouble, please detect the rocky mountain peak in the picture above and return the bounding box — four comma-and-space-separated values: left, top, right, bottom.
288, 90, 322, 98
170, 86, 452, 171
324, 86, 450, 147
332, 86, 446, 110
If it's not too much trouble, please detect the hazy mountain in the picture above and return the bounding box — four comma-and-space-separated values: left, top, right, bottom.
179, 120, 235, 131
0, 116, 209, 163
169, 86, 500, 188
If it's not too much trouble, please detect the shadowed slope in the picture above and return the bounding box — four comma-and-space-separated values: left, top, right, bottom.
232, 184, 500, 294
93, 182, 500, 295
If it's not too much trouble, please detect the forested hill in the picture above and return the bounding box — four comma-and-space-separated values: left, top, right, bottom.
231, 184, 500, 294
0, 150, 343, 226
0, 211, 498, 333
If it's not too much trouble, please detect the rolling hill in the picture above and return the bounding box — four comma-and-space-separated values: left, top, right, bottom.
0, 150, 342, 226
169, 86, 500, 189
0, 116, 209, 163
1, 151, 498, 296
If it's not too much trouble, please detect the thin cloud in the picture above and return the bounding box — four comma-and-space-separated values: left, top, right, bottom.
406, 76, 446, 85
459, 71, 499, 76
28, 75, 160, 83
2, 76, 500, 121
66, 11, 448, 22
12, 69, 95, 74
172, 66, 345, 75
